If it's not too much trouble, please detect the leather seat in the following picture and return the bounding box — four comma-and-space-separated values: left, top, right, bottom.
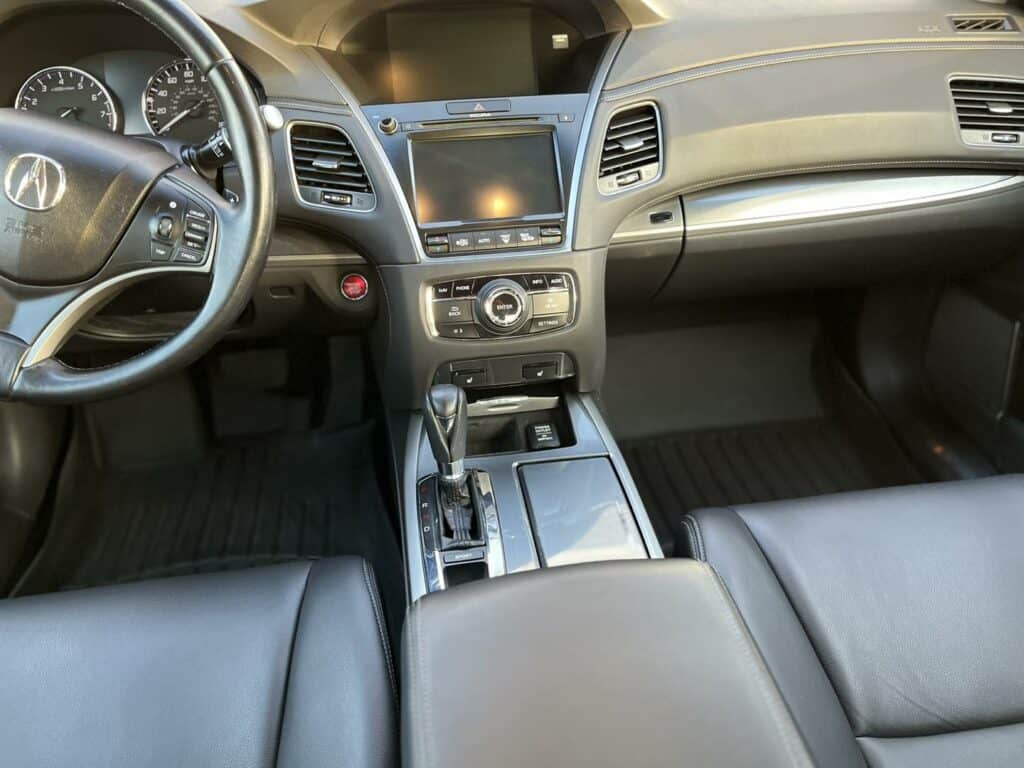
687, 475, 1024, 768
0, 557, 398, 768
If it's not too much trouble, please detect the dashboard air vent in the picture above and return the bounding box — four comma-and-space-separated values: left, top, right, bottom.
289, 123, 376, 211
598, 103, 662, 195
950, 15, 1018, 32
950, 78, 1024, 147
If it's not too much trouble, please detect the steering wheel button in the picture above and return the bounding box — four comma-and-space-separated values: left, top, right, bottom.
186, 219, 210, 234
185, 204, 209, 221
150, 242, 172, 262
173, 247, 204, 265
156, 215, 175, 240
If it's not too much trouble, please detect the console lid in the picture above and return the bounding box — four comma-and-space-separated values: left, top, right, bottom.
402, 560, 812, 768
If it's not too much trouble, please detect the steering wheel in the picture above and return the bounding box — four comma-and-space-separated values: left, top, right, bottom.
0, 0, 274, 403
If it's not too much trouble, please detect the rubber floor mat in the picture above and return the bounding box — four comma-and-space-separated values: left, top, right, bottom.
621, 419, 917, 555
18, 423, 405, 635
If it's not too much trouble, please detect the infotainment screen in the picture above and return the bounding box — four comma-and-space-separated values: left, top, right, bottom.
411, 132, 563, 226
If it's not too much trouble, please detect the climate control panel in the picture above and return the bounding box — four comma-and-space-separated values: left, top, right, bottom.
429, 273, 575, 339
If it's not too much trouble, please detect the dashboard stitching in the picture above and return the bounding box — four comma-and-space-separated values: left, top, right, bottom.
605, 42, 1024, 101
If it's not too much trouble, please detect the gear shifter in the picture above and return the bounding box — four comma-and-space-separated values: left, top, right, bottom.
424, 384, 482, 549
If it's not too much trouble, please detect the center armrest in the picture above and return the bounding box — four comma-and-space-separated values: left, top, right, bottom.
402, 560, 812, 768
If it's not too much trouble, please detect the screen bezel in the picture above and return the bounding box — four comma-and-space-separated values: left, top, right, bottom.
408, 125, 566, 230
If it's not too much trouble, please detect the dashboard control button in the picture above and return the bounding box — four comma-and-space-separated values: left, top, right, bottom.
530, 314, 568, 333
150, 242, 172, 262
523, 274, 548, 291
546, 274, 568, 289
447, 99, 511, 115
473, 231, 497, 250
476, 279, 529, 334
991, 132, 1020, 144
515, 227, 540, 248
426, 234, 449, 246
452, 369, 487, 387
450, 233, 474, 252
434, 299, 474, 324
452, 279, 475, 298
522, 362, 558, 381
532, 290, 571, 316
340, 273, 369, 301
437, 323, 479, 339
432, 282, 453, 300
493, 229, 517, 249
427, 244, 450, 255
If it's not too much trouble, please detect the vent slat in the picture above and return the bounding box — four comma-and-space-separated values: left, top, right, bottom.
599, 104, 662, 184
289, 124, 373, 197
950, 77, 1024, 143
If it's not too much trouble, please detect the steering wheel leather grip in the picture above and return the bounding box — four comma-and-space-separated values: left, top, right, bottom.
0, 0, 274, 403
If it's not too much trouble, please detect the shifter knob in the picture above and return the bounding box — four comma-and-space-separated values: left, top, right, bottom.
424, 384, 468, 485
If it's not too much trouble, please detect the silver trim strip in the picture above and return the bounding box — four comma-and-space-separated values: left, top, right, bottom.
685, 172, 1024, 235
477, 471, 507, 581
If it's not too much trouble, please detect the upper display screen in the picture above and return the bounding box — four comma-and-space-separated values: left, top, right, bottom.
329, 6, 609, 105
411, 132, 563, 226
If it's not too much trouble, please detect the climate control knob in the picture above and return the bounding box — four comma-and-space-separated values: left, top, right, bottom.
476, 279, 530, 334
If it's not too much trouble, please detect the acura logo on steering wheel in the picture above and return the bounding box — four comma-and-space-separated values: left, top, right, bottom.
3, 153, 67, 212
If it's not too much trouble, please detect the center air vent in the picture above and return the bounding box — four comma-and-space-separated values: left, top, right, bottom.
289, 123, 376, 211
950, 78, 1024, 147
950, 15, 1018, 32
598, 103, 662, 195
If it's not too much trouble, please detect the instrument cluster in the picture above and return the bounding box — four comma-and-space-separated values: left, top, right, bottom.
14, 57, 222, 142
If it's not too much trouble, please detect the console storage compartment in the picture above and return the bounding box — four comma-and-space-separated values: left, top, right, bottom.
403, 560, 811, 768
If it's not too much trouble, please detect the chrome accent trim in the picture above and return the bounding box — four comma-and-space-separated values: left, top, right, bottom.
404, 415, 431, 600
597, 100, 664, 197
4, 154, 66, 211
284, 119, 378, 214
467, 395, 560, 418
476, 470, 507, 580
685, 172, 1024, 235
16, 65, 120, 133
265, 252, 365, 267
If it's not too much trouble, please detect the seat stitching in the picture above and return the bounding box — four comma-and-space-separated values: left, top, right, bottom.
272, 561, 314, 768
705, 565, 814, 767
362, 559, 398, 706
682, 513, 706, 560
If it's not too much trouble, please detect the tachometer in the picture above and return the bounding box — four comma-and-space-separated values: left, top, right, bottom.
15, 66, 120, 132
143, 59, 222, 141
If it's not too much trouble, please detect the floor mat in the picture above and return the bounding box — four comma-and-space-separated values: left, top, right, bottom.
622, 419, 898, 551
16, 423, 405, 636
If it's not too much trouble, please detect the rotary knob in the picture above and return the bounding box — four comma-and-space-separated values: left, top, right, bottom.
476, 279, 530, 334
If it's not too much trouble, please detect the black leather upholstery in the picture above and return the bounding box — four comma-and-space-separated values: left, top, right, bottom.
689, 475, 1024, 768
0, 557, 398, 768
403, 559, 814, 768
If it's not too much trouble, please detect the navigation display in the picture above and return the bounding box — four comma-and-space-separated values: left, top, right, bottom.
411, 132, 563, 226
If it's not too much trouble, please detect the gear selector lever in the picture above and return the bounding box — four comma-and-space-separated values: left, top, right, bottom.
424, 384, 483, 549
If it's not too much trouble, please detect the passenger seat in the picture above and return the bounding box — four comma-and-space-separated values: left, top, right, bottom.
0, 557, 397, 768
687, 476, 1024, 768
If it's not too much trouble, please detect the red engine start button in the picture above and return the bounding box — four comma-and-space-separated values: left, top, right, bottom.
340, 273, 369, 301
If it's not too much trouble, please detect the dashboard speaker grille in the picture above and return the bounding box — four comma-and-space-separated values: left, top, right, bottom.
598, 103, 662, 194
289, 123, 373, 198
950, 15, 1018, 32
951, 78, 1024, 146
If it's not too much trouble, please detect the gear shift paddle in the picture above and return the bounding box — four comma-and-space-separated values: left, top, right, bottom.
424, 384, 481, 549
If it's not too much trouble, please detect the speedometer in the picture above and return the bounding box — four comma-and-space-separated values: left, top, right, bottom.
143, 59, 222, 142
15, 66, 120, 132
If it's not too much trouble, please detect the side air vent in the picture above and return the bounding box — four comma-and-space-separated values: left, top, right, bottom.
950, 15, 1018, 32
598, 102, 662, 195
951, 78, 1024, 147
288, 123, 376, 211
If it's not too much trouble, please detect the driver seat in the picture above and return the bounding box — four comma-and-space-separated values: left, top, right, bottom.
0, 557, 397, 768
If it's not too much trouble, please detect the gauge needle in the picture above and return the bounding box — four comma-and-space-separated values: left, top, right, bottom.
58, 107, 80, 120
158, 100, 205, 135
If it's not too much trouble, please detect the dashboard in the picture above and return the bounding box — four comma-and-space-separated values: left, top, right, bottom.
2, 0, 1024, 409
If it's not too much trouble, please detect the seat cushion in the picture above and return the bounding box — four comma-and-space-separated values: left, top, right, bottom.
0, 557, 398, 768
689, 475, 1024, 768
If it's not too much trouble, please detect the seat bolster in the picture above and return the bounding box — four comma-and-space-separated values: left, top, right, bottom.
858, 721, 1024, 768
277, 558, 399, 768
687, 508, 867, 768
